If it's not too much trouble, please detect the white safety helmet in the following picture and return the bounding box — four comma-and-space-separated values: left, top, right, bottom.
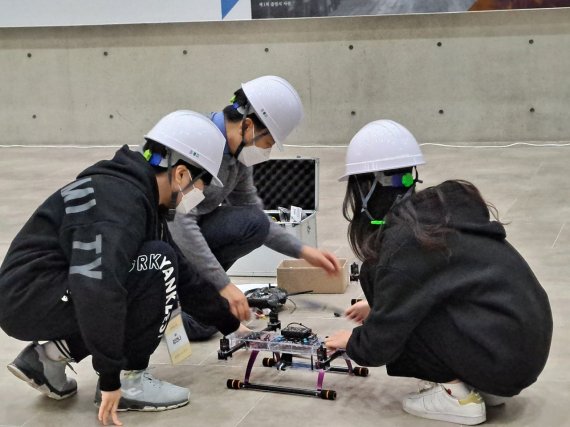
339, 120, 425, 181
241, 75, 304, 151
144, 110, 225, 186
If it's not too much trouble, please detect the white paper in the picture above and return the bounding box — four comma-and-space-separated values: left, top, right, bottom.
290, 205, 302, 223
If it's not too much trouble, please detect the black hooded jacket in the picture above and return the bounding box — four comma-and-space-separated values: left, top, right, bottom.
346, 181, 553, 396
0, 146, 239, 388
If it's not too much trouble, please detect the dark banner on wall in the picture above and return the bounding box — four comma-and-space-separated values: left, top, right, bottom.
251, 0, 570, 19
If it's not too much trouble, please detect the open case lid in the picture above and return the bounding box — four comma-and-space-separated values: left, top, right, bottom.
252, 158, 319, 211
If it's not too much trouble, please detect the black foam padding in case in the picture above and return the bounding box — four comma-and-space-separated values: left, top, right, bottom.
252, 159, 317, 210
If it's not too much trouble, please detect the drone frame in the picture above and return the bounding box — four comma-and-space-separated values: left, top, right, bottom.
218, 308, 369, 400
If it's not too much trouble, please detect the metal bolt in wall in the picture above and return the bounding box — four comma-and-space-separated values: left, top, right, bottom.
183, 50, 188, 55
349, 44, 354, 50
27, 53, 32, 58
439, 109, 445, 115
437, 42, 442, 47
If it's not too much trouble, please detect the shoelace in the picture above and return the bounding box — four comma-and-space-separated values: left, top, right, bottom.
50, 355, 77, 376
64, 361, 77, 375
123, 369, 162, 389
143, 371, 163, 389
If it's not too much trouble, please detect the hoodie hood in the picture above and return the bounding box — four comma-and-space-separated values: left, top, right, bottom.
77, 145, 159, 208
413, 180, 506, 240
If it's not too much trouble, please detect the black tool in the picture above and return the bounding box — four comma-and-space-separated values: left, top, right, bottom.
350, 262, 360, 281
281, 323, 312, 340
245, 286, 288, 309
245, 286, 313, 310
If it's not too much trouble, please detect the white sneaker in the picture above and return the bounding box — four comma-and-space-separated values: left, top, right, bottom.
402, 382, 486, 425
94, 369, 189, 411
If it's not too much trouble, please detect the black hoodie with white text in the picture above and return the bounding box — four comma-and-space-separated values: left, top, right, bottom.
0, 146, 239, 390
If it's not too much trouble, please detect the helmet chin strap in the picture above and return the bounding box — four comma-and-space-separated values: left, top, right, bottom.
166, 150, 179, 222
232, 103, 271, 162
388, 167, 421, 209
356, 171, 418, 226
390, 187, 414, 210
232, 103, 251, 160
356, 175, 379, 223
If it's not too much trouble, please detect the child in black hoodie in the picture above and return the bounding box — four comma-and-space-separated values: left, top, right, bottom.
0, 110, 240, 426
325, 120, 552, 426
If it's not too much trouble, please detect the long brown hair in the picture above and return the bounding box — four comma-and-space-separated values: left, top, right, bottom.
343, 178, 500, 262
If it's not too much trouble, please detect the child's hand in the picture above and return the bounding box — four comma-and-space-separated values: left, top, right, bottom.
98, 389, 123, 426
345, 300, 370, 324
324, 330, 352, 352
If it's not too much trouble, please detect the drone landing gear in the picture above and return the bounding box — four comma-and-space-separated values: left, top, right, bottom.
221, 306, 368, 400
226, 349, 368, 400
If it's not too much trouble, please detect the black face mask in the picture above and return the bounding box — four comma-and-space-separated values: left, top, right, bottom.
356, 175, 410, 226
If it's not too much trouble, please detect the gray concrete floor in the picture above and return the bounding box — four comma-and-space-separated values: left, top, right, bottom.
0, 143, 568, 426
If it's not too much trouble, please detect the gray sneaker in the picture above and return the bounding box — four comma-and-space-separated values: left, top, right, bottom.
94, 369, 189, 411
7, 343, 77, 400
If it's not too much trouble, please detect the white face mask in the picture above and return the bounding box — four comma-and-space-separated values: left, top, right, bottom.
237, 145, 272, 167
176, 186, 205, 215
237, 123, 272, 167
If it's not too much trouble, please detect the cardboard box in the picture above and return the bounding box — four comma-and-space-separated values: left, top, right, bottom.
277, 258, 348, 294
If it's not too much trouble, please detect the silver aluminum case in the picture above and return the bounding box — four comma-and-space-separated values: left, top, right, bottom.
228, 158, 319, 277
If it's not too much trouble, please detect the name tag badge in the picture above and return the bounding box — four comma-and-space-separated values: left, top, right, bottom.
165, 308, 192, 364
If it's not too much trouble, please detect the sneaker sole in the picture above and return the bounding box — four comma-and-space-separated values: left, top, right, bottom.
403, 405, 486, 425
7, 363, 77, 400
94, 398, 189, 412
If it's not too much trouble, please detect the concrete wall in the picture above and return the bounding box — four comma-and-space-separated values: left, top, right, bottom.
1, 8, 569, 146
